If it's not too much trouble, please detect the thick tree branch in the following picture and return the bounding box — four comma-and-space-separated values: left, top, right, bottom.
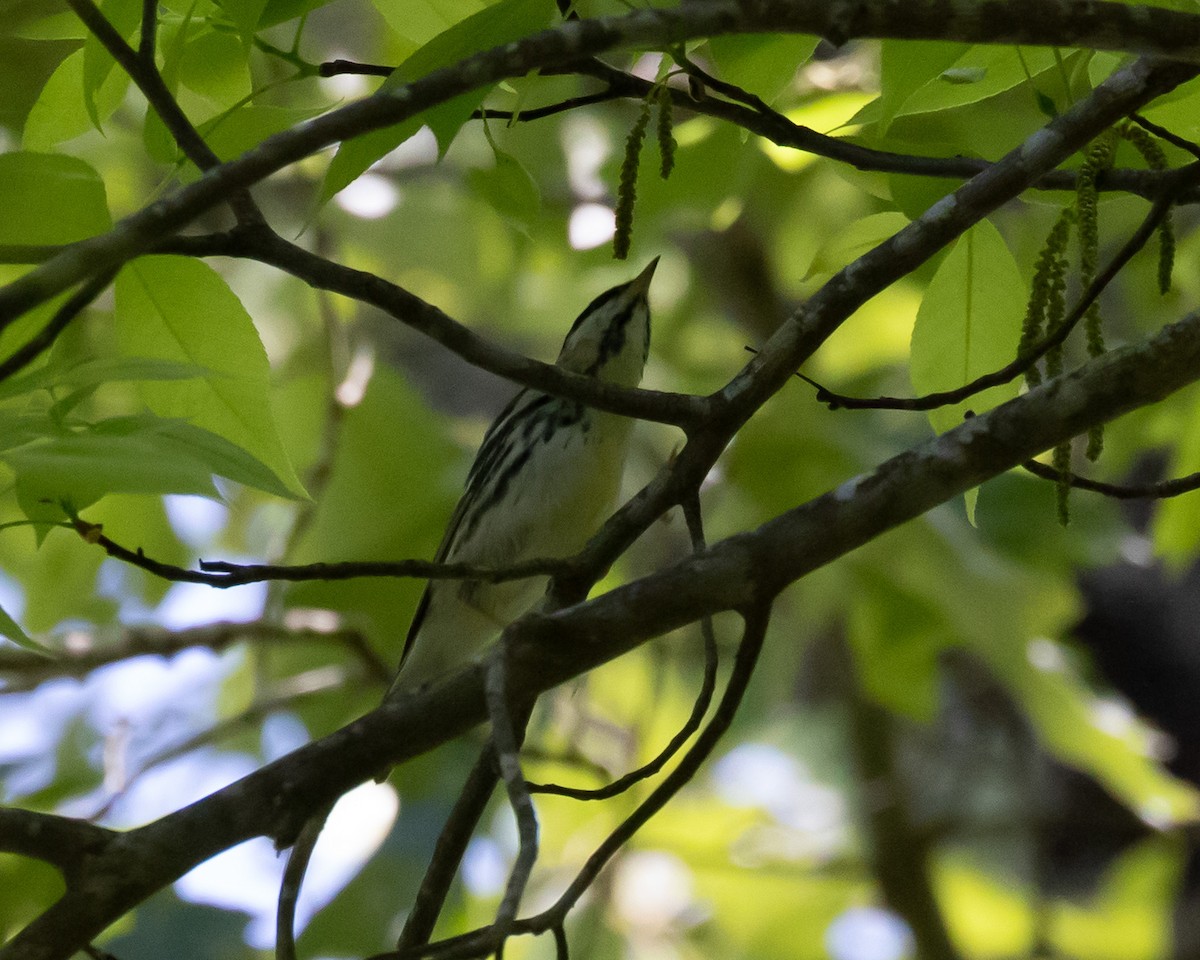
555, 55, 1199, 613
7, 2, 1200, 326
10, 286, 1200, 960
797, 166, 1192, 412
0, 810, 116, 878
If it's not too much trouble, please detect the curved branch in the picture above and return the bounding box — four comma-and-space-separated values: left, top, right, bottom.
529, 493, 719, 801
0, 268, 116, 385
420, 601, 771, 960
64, 0, 263, 226
1021, 458, 1200, 499
0, 810, 116, 878
8, 3, 1200, 327
9, 284, 1200, 960
0, 228, 705, 427
0, 621, 382, 687
796, 172, 1192, 412
72, 516, 571, 587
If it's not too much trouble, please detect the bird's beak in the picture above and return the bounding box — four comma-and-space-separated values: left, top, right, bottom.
628, 256, 660, 298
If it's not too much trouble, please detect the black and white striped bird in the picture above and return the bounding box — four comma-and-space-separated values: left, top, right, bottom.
389, 257, 658, 690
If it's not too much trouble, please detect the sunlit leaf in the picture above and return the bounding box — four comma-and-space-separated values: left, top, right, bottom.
320, 0, 548, 204
0, 152, 111, 244
82, 0, 139, 130
114, 257, 306, 498
911, 218, 1025, 519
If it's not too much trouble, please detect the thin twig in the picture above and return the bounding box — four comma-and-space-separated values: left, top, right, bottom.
0, 269, 117, 385
318, 58, 394, 77
1130, 112, 1200, 161
475, 89, 623, 122
70, 517, 569, 587
484, 652, 538, 946
0, 620, 377, 679
276, 805, 334, 960
529, 493, 718, 801
1021, 458, 1200, 498
65, 0, 263, 225
797, 170, 1194, 412
420, 603, 771, 960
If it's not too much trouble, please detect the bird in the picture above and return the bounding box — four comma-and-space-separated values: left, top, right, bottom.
276, 260, 658, 960
389, 256, 659, 691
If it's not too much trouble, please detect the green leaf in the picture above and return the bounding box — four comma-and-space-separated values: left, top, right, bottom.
803, 212, 909, 280
5, 413, 300, 512
874, 39, 969, 133
320, 0, 548, 204
0, 356, 211, 404
257, 0, 338, 28
370, 0, 488, 48
0, 601, 48, 654
24, 47, 130, 149
6, 421, 222, 507
4, 10, 87, 39
82, 0, 140, 130
467, 136, 540, 232
219, 0, 270, 42
910, 220, 1025, 433
0, 409, 59, 455
706, 34, 819, 105
910, 220, 1025, 520
195, 103, 330, 167
114, 257, 306, 498
176, 27, 253, 107
889, 45, 1064, 119
0, 152, 111, 244
152, 417, 302, 498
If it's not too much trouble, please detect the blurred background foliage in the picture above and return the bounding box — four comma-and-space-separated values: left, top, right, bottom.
3, 1, 1200, 958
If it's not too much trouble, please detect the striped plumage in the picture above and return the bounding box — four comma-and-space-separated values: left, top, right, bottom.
389, 258, 658, 691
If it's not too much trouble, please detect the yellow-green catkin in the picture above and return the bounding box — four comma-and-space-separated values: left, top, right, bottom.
1121, 122, 1175, 294
613, 97, 653, 260
1076, 129, 1117, 461
1020, 207, 1074, 389
657, 85, 676, 180
1053, 441, 1072, 526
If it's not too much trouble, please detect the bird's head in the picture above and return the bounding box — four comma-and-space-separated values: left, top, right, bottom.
555, 257, 657, 387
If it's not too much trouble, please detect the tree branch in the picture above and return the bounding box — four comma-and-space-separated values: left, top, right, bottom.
11, 288, 1200, 960
71, 515, 571, 587
795, 167, 1192, 412
64, 0, 263, 226
0, 621, 384, 688
8, 3, 1200, 327
0, 810, 116, 879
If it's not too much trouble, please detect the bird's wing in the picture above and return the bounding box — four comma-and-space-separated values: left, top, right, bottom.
397, 387, 533, 669
397, 480, 480, 669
